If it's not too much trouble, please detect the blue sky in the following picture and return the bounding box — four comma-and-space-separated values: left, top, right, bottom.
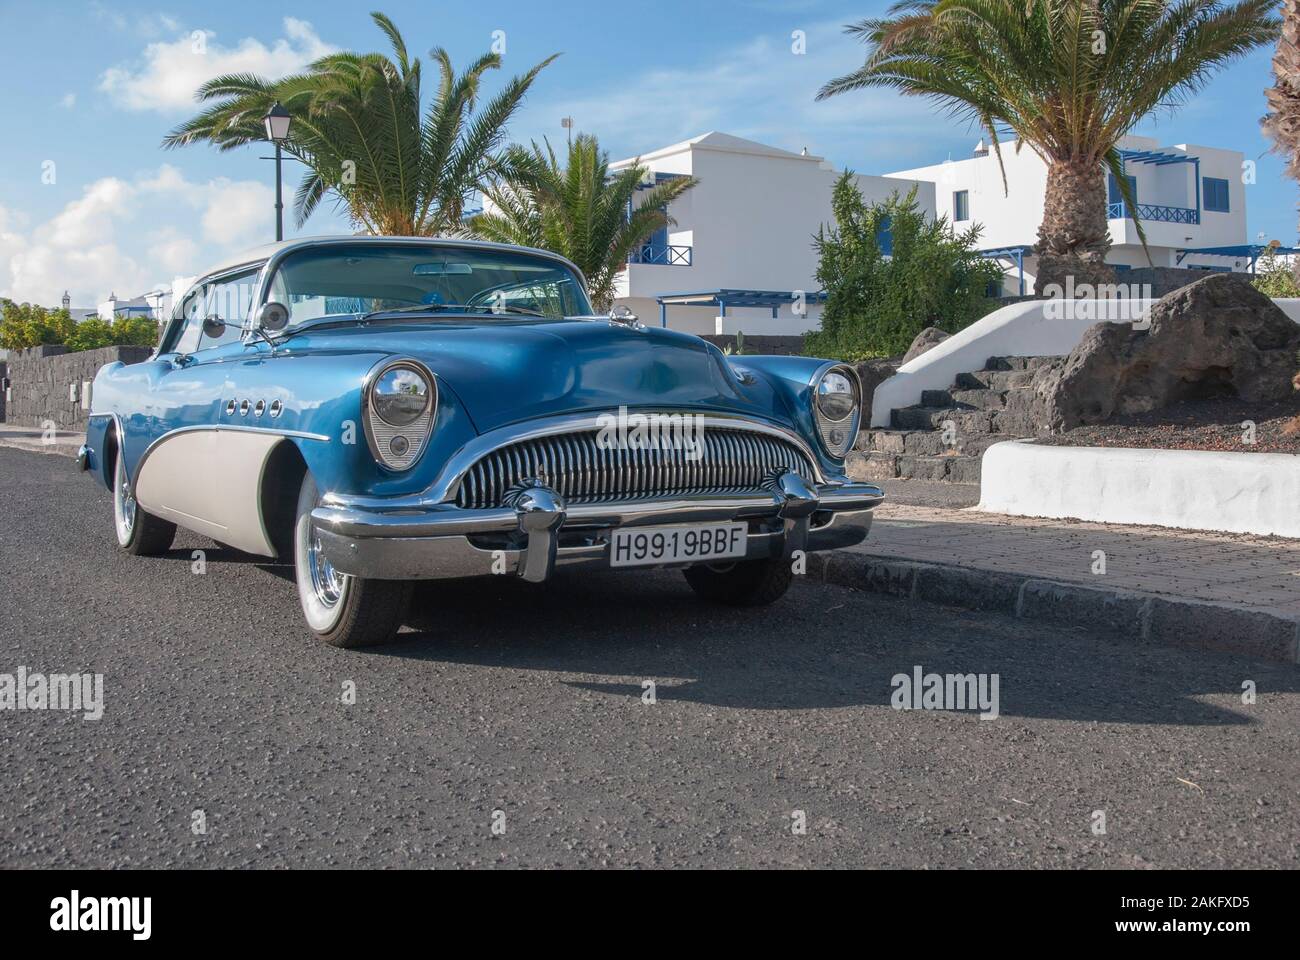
0, 0, 1292, 306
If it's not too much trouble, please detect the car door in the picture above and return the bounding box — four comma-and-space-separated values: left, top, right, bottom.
131, 267, 279, 553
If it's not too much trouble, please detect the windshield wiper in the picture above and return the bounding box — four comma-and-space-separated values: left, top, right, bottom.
357, 303, 459, 323
360, 302, 550, 322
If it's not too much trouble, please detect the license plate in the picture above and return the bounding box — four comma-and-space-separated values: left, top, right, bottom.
609, 522, 747, 568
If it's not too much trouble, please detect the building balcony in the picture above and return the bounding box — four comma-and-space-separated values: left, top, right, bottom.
1106, 202, 1200, 225
629, 244, 693, 266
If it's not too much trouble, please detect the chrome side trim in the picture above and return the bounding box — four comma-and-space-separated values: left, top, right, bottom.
133, 424, 330, 486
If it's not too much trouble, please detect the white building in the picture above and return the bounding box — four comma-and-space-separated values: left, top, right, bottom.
888, 134, 1249, 295
609, 132, 935, 335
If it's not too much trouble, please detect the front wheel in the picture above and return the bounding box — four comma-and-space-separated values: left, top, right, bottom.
294, 473, 411, 648
683, 554, 793, 606
113, 449, 176, 556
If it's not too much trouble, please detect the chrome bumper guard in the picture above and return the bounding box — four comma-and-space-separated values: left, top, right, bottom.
311, 471, 884, 583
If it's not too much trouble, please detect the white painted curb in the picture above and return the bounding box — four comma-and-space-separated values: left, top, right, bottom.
977, 440, 1300, 538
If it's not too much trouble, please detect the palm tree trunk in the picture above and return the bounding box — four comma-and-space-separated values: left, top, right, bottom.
1034, 159, 1115, 294
1264, 0, 1300, 280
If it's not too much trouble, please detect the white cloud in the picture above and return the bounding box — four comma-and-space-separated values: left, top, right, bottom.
60, 93, 76, 109
0, 165, 273, 307
521, 21, 966, 169
99, 17, 334, 113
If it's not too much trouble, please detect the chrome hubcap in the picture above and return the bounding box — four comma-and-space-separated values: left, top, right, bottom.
307, 531, 345, 608
114, 465, 136, 542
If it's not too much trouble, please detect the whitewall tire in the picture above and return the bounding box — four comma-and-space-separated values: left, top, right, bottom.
113, 449, 176, 556
293, 473, 411, 648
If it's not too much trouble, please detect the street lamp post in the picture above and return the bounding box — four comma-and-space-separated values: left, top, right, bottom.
263, 102, 292, 242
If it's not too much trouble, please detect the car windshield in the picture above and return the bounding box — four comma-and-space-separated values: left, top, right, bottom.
266, 243, 592, 328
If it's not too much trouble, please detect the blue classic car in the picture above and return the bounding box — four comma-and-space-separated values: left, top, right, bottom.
81, 237, 883, 647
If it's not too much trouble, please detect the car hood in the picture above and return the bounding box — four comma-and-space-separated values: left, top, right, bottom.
291, 319, 787, 432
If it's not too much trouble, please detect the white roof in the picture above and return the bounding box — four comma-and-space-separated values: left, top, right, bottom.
611, 131, 823, 168
192, 234, 584, 282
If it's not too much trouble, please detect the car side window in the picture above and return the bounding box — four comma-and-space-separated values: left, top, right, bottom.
172, 268, 261, 354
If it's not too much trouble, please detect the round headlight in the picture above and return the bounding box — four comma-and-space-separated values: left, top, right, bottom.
816, 370, 858, 421
372, 366, 431, 426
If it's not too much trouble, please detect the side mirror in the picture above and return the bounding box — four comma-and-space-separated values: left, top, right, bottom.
258, 301, 290, 333
201, 316, 226, 340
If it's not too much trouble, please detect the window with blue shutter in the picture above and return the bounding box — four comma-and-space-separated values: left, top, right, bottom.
876, 214, 892, 256
1203, 177, 1230, 213
953, 190, 969, 222
1108, 173, 1137, 207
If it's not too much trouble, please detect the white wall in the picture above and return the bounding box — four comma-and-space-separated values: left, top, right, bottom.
979, 441, 1300, 538
613, 133, 935, 335
887, 134, 1249, 291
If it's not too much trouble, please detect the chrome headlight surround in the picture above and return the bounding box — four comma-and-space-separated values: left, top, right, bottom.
812, 363, 862, 459
363, 358, 437, 471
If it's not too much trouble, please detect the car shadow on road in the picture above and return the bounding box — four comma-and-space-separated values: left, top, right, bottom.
363, 570, 1299, 726
157, 544, 297, 583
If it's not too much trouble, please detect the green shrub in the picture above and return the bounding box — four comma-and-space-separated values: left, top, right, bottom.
0, 299, 76, 350
1251, 247, 1300, 298
804, 175, 1003, 361
64, 316, 117, 352
111, 313, 161, 347
1, 299, 160, 352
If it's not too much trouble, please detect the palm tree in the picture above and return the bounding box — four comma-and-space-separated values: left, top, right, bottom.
470, 134, 697, 310
819, 0, 1278, 292
1263, 0, 1300, 263
163, 12, 557, 235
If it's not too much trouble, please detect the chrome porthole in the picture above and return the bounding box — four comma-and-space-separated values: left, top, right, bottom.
269, 400, 283, 418
224, 399, 236, 416
253, 399, 266, 418
239, 399, 250, 416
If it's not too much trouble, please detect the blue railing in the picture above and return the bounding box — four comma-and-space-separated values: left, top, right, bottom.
629, 244, 692, 266
1106, 202, 1200, 225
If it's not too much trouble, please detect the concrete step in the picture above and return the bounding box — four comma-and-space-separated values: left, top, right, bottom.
920, 388, 1004, 411
862, 428, 1002, 459
920, 389, 957, 407
955, 369, 1036, 391
949, 388, 1007, 411
985, 355, 1062, 372
890, 406, 996, 434
847, 450, 982, 484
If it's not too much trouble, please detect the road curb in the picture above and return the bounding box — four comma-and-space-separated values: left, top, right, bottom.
0, 436, 79, 458
811, 552, 1300, 665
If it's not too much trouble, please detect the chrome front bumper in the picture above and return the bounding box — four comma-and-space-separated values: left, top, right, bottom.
311, 472, 884, 582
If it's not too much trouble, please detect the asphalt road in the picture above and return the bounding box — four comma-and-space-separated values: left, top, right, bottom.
1, 446, 1297, 869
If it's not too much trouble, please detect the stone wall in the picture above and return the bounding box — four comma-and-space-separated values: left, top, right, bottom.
700, 334, 806, 356
1119, 267, 1225, 299
4, 345, 154, 431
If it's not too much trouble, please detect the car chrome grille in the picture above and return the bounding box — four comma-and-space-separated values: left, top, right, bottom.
455, 425, 817, 509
